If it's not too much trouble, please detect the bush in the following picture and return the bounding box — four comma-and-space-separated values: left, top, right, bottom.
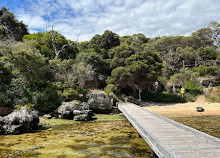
185, 80, 203, 95
104, 84, 119, 102
108, 91, 119, 102
142, 91, 185, 103
26, 103, 34, 110
104, 84, 117, 93
193, 66, 220, 76
15, 104, 23, 111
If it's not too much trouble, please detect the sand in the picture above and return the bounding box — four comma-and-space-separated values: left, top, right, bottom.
144, 95, 220, 117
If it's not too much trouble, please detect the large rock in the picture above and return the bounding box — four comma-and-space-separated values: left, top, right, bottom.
54, 100, 90, 119
87, 90, 113, 113
73, 110, 94, 121
0, 106, 39, 134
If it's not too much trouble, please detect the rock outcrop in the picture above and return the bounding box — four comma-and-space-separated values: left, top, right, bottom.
0, 106, 39, 134
54, 100, 93, 120
87, 90, 113, 113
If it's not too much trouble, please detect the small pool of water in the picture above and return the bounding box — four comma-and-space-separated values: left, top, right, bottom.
0, 120, 153, 158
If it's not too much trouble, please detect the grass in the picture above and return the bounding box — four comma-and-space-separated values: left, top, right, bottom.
95, 114, 125, 121
40, 114, 125, 127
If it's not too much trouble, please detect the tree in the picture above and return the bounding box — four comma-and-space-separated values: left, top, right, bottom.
0, 7, 28, 41
23, 31, 79, 59
6, 41, 60, 111
197, 46, 218, 60
180, 46, 198, 67
90, 30, 120, 55
49, 58, 83, 101
208, 21, 220, 49
108, 45, 135, 69
50, 26, 77, 58
107, 45, 163, 96
191, 28, 213, 48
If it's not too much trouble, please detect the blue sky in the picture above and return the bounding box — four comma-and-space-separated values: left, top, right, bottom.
1, 0, 220, 41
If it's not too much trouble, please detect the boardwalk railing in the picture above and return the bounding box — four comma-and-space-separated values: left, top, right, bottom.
118, 103, 220, 158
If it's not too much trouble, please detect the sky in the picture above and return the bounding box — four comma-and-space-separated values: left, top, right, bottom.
1, 0, 220, 41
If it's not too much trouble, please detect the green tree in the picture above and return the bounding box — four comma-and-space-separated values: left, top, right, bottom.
49, 58, 83, 101
108, 45, 135, 69
197, 46, 218, 60
23, 31, 78, 59
6, 42, 60, 111
107, 46, 163, 94
0, 7, 28, 41
90, 30, 120, 55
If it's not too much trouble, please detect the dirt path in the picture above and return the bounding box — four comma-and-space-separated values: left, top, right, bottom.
144, 95, 220, 117
194, 95, 206, 103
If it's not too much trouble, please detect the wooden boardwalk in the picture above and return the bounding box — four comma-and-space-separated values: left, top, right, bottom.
118, 103, 220, 158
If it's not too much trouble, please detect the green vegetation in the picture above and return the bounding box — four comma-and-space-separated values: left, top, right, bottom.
1, 7, 220, 112
0, 120, 153, 158
40, 114, 125, 127
0, 7, 28, 41
142, 91, 184, 103
104, 84, 119, 102
206, 86, 220, 101
172, 115, 220, 139
95, 114, 125, 121
1, 116, 219, 157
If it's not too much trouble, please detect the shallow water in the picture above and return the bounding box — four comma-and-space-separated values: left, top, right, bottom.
0, 120, 153, 158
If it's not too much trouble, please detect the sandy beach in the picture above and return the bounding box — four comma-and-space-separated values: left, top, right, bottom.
144, 95, 220, 117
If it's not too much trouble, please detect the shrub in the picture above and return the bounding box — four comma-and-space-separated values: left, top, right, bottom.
108, 91, 119, 102
26, 103, 34, 110
142, 91, 185, 103
15, 104, 23, 111
104, 84, 119, 102
185, 80, 203, 95
104, 84, 117, 93
193, 66, 220, 76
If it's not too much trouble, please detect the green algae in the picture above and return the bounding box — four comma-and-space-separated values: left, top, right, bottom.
0, 119, 153, 158
171, 115, 220, 139
2, 114, 218, 157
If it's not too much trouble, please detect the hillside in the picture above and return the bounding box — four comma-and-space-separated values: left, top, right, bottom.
1, 7, 220, 113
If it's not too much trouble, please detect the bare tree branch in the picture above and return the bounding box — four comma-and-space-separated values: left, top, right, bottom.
51, 26, 75, 58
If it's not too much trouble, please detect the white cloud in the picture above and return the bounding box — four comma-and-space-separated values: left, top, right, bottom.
17, 14, 46, 30
12, 0, 220, 41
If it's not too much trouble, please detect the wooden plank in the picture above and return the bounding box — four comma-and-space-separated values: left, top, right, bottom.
118, 103, 220, 158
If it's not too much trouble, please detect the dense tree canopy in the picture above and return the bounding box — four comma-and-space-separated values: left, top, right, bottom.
23, 31, 79, 59
1, 7, 220, 110
107, 45, 163, 92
